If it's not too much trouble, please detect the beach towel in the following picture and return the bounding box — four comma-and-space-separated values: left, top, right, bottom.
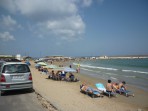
95, 83, 117, 98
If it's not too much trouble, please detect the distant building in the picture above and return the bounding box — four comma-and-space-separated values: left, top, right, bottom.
16, 54, 21, 60
99, 56, 108, 59
0, 54, 14, 59
0, 54, 23, 60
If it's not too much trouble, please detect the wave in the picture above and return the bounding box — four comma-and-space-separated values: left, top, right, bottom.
73, 62, 148, 75
110, 77, 118, 80
122, 70, 148, 74
96, 66, 118, 71
80, 68, 94, 72
105, 73, 118, 75
122, 75, 148, 80
124, 75, 136, 78
73, 63, 118, 71
81, 68, 101, 73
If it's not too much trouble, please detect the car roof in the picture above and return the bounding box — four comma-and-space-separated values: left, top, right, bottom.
3, 62, 27, 65
0, 60, 5, 63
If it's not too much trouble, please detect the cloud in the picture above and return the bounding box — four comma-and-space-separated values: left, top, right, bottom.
81, 0, 92, 7
0, 0, 17, 13
35, 15, 85, 40
75, 0, 104, 7
0, 32, 15, 41
0, 0, 86, 41
0, 0, 77, 21
0, 15, 22, 30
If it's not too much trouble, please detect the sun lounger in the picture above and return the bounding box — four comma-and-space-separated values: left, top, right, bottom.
95, 83, 117, 98
80, 84, 103, 98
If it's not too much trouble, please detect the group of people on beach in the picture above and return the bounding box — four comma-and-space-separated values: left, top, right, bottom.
80, 79, 129, 98
48, 70, 79, 82
35, 64, 78, 82
37, 66, 49, 74
106, 79, 127, 94
35, 62, 133, 98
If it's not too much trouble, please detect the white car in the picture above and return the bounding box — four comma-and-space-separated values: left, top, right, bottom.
0, 61, 33, 96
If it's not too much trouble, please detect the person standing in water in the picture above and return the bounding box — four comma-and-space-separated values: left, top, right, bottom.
77, 63, 80, 73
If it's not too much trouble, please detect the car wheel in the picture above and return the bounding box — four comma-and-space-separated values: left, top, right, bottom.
29, 88, 34, 93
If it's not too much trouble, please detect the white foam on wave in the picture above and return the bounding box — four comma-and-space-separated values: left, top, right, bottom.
110, 77, 118, 80
124, 75, 136, 78
122, 69, 148, 74
80, 68, 94, 72
96, 66, 118, 71
105, 73, 118, 75
73, 63, 77, 65
74, 62, 148, 75
74, 63, 118, 71
81, 68, 101, 73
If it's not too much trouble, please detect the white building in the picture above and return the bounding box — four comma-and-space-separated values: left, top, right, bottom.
16, 54, 21, 60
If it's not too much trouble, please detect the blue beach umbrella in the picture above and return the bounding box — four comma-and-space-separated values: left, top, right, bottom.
53, 67, 64, 71
63, 67, 76, 72
53, 67, 76, 72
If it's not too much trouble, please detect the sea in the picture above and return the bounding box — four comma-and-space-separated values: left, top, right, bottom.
73, 58, 148, 91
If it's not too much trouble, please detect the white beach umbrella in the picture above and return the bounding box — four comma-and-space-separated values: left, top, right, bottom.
37, 62, 47, 66
45, 65, 58, 69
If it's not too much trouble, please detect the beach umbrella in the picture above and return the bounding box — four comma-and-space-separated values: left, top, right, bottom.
35, 64, 41, 67
53, 67, 64, 71
45, 65, 58, 69
53, 67, 76, 72
63, 67, 76, 72
37, 62, 47, 66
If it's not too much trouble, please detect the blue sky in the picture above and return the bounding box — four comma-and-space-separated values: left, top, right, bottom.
0, 0, 148, 57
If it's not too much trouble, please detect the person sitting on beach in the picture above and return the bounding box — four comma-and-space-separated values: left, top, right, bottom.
69, 73, 75, 81
80, 83, 103, 97
112, 83, 120, 92
60, 71, 66, 80
67, 73, 79, 82
48, 70, 55, 79
118, 81, 127, 94
54, 71, 61, 80
106, 80, 114, 93
38, 66, 42, 71
43, 68, 48, 74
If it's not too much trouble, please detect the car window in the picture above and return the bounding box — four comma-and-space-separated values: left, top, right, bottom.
0, 63, 3, 71
0, 63, 2, 69
2, 64, 30, 73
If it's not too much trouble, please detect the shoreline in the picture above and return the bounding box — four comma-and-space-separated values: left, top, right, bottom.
71, 59, 148, 92
30, 61, 148, 111
79, 69, 148, 92
76, 71, 148, 108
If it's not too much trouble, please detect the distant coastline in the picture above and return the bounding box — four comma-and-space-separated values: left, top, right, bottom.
98, 55, 148, 59
1, 54, 148, 61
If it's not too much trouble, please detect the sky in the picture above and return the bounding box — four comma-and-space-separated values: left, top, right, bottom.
0, 0, 148, 57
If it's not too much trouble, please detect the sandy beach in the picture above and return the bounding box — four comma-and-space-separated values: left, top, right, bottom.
30, 61, 148, 111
